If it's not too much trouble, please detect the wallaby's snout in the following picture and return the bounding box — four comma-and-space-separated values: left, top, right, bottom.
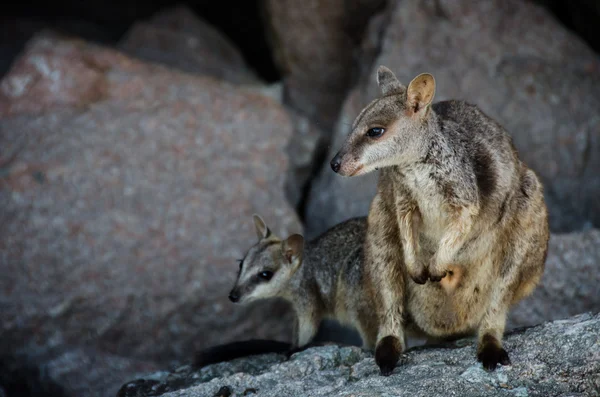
330, 153, 342, 173
228, 289, 240, 303
329, 148, 364, 177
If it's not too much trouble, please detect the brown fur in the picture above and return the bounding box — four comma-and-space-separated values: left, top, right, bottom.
331, 66, 549, 374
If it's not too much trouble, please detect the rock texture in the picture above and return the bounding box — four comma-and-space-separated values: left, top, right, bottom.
306, 0, 600, 237
263, 0, 386, 131
0, 33, 300, 396
118, 312, 600, 397
118, 6, 258, 84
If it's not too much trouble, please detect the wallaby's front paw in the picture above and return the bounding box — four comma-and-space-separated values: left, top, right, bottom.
375, 336, 402, 376
428, 258, 448, 282
408, 263, 429, 284
477, 338, 511, 371
428, 268, 447, 282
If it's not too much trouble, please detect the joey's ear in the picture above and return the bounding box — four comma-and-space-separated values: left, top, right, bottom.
406, 73, 435, 116
377, 65, 405, 96
282, 234, 304, 265
252, 214, 271, 240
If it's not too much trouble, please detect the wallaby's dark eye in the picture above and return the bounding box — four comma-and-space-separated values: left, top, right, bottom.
258, 271, 274, 281
237, 259, 243, 269
366, 127, 385, 138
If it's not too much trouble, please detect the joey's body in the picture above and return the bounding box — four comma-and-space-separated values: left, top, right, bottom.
332, 67, 549, 375
230, 216, 379, 350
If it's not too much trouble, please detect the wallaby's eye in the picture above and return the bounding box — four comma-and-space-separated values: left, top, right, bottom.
257, 271, 274, 281
366, 127, 385, 138
237, 259, 243, 269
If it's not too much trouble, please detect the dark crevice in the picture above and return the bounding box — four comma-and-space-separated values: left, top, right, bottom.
533, 0, 600, 55
188, 1, 279, 82
0, 1, 280, 82
0, 357, 70, 397
294, 136, 331, 224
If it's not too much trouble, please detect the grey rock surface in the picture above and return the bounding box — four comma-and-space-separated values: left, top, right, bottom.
263, 0, 386, 131
306, 0, 600, 237
119, 6, 258, 84
283, 111, 323, 210
0, 33, 299, 396
118, 313, 600, 397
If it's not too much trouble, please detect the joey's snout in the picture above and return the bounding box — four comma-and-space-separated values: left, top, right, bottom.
330, 153, 342, 173
228, 288, 240, 303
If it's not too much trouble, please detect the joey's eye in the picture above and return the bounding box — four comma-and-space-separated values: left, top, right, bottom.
258, 271, 274, 281
366, 127, 385, 138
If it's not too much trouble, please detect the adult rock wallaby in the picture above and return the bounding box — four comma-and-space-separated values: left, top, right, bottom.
330, 66, 549, 375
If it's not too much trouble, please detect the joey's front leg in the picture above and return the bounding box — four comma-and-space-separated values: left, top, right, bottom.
292, 310, 320, 348
429, 205, 477, 282
286, 314, 321, 357
398, 208, 428, 284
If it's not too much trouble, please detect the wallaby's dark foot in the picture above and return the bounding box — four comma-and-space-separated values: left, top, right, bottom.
477, 335, 511, 371
375, 335, 402, 376
409, 267, 430, 285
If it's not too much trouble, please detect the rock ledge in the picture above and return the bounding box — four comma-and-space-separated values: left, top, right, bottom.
119, 312, 600, 397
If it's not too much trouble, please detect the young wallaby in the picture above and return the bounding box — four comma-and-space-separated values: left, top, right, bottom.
330, 66, 549, 375
229, 215, 380, 351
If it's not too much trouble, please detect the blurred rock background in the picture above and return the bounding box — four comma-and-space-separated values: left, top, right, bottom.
0, 1, 599, 396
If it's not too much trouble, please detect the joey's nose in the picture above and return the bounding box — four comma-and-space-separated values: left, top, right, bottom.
228, 291, 240, 302
330, 154, 342, 173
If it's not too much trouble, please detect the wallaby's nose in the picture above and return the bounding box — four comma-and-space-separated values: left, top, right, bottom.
330, 154, 342, 173
228, 290, 240, 303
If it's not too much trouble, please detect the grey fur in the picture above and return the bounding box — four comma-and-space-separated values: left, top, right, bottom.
230, 217, 379, 349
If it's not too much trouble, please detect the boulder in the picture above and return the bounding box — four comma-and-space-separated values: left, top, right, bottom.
0, 33, 299, 395
306, 0, 600, 236
262, 0, 386, 131
118, 6, 258, 84
118, 312, 600, 397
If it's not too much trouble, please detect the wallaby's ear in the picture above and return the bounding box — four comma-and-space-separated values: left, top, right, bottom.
377, 65, 405, 96
406, 73, 435, 116
252, 214, 271, 240
282, 234, 304, 266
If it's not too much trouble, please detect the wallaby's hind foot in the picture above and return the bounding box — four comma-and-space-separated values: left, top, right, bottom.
477, 334, 511, 371
375, 335, 403, 376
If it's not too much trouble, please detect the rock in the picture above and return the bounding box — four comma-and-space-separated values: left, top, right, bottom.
0, 31, 109, 118
118, 6, 258, 84
509, 229, 600, 328
118, 313, 600, 397
263, 0, 386, 131
42, 347, 160, 397
283, 111, 323, 211
305, 90, 379, 239
538, 0, 600, 54
306, 0, 600, 236
0, 335, 159, 397
0, 33, 300, 394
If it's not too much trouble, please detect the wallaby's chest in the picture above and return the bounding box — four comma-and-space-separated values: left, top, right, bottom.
397, 172, 449, 241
